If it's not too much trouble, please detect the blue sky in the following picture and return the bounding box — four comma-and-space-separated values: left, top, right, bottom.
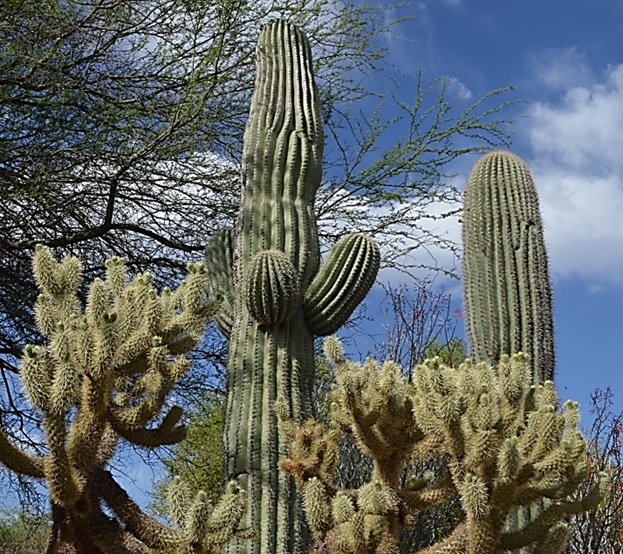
359, 0, 623, 419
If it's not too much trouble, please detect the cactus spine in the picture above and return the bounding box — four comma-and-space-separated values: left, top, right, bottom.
204, 20, 380, 554
462, 150, 555, 384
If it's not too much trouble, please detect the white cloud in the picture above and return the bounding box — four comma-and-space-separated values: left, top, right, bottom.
524, 62, 623, 287
529, 46, 595, 92
446, 76, 472, 100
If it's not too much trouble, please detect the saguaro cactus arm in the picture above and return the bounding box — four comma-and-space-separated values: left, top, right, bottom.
204, 228, 235, 337
304, 233, 380, 336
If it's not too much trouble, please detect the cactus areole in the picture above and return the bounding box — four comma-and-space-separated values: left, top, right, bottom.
204, 20, 380, 554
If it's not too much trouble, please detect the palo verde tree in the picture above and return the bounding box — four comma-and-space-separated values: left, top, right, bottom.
0, 1, 515, 511
0, 0, 514, 384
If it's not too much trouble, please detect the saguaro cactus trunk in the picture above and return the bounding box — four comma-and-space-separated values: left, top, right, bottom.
462, 150, 555, 384
205, 20, 379, 554
461, 150, 556, 553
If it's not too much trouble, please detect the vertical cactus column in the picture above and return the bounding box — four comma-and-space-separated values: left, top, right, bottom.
205, 20, 379, 554
462, 150, 555, 384
461, 150, 555, 553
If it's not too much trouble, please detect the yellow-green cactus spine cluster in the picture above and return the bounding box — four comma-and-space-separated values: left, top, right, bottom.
462, 150, 555, 385
204, 20, 379, 554
0, 245, 247, 553
278, 338, 604, 554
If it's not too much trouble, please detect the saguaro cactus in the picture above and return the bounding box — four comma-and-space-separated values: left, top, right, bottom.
462, 151, 556, 551
462, 150, 555, 384
204, 20, 380, 554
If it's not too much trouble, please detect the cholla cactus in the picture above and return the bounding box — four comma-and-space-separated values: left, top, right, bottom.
279, 338, 604, 554
204, 20, 379, 554
165, 478, 250, 553
0, 245, 247, 553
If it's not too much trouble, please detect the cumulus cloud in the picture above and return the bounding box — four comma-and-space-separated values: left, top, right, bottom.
529, 46, 595, 92
524, 60, 623, 287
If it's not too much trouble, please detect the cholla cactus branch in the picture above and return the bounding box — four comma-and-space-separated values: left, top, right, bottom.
0, 427, 45, 477
280, 339, 601, 554
0, 245, 246, 553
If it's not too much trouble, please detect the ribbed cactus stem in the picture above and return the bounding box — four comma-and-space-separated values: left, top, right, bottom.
221, 20, 322, 554
462, 150, 555, 384
462, 150, 556, 553
206, 19, 379, 554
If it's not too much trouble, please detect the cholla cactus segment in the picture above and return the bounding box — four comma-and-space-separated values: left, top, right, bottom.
0, 427, 44, 478
323, 336, 345, 364
332, 492, 356, 525
304, 477, 331, 536
462, 150, 554, 385
0, 246, 233, 554
168, 476, 192, 529
20, 344, 53, 411
280, 351, 601, 554
49, 362, 80, 416
187, 491, 214, 544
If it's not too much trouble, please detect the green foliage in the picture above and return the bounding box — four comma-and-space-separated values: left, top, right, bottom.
151, 395, 226, 517
0, 246, 246, 553
279, 339, 604, 554
0, 508, 48, 554
424, 339, 467, 370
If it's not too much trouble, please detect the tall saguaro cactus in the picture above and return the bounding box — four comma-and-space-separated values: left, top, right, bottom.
205, 20, 380, 554
462, 150, 556, 552
462, 150, 555, 384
